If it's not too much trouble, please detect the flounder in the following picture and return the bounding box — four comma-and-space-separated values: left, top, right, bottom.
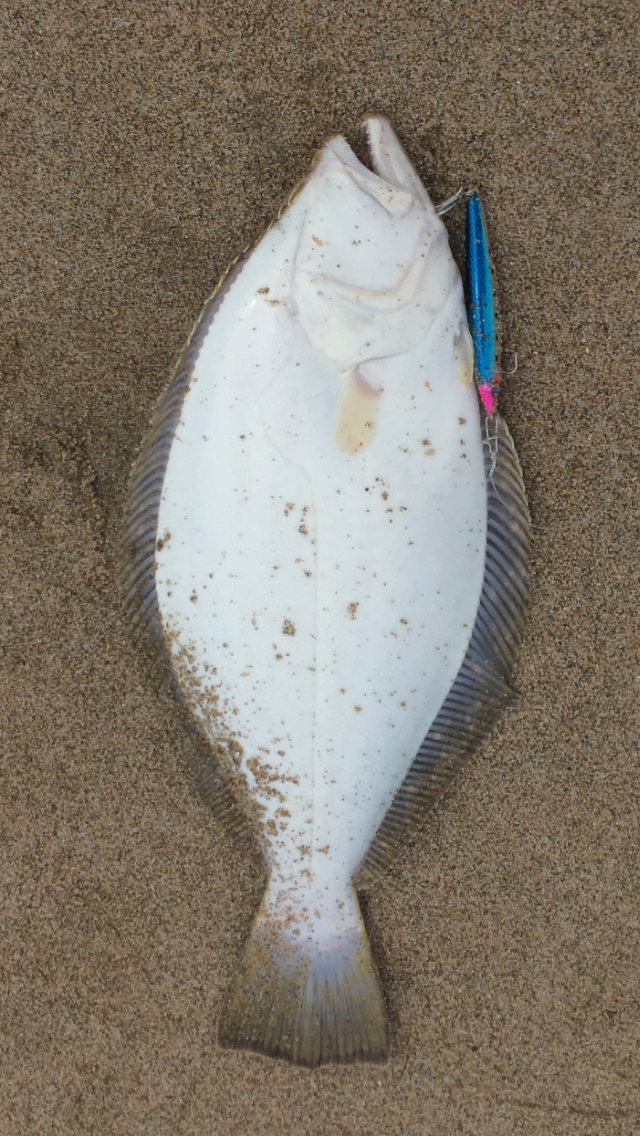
122, 118, 530, 1066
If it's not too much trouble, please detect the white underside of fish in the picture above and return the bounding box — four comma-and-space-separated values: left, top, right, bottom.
124, 117, 531, 1066
157, 124, 482, 911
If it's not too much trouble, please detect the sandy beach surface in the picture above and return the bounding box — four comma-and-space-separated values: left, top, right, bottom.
2, 2, 639, 1133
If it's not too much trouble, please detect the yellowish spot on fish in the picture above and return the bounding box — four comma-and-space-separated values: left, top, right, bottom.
348, 602, 358, 620
453, 324, 474, 387
311, 235, 324, 246
335, 367, 380, 454
283, 619, 296, 636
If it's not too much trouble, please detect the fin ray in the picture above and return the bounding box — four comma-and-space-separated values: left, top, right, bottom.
355, 411, 530, 888
120, 259, 251, 831
220, 903, 388, 1067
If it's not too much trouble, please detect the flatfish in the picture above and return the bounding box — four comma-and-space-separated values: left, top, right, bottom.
122, 118, 530, 1066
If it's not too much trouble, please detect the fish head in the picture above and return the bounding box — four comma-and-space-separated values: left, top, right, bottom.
287, 117, 461, 376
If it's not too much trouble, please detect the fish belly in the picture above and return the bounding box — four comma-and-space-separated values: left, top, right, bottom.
155, 212, 486, 921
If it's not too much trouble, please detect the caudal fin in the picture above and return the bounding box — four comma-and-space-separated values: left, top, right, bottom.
219, 911, 387, 1066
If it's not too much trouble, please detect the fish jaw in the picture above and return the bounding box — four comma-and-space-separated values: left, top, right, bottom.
363, 115, 432, 207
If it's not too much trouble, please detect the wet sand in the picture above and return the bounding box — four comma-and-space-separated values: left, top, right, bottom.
1, 3, 638, 1133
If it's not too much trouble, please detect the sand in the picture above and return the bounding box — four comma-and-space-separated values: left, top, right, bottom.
1, 1, 639, 1133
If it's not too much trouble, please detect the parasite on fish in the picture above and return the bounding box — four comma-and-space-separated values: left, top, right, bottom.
122, 118, 531, 1067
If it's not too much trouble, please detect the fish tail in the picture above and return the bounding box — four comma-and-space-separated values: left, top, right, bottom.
219, 895, 387, 1066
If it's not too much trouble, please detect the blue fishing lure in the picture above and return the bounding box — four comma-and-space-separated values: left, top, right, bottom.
465, 191, 501, 415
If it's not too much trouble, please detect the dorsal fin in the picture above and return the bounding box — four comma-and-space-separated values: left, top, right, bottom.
120, 258, 251, 834
354, 410, 531, 888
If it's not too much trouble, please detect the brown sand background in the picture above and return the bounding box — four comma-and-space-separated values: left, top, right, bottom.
2, 2, 639, 1133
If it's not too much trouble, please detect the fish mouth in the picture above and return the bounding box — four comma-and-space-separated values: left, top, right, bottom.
290, 117, 454, 375
361, 114, 433, 208
316, 116, 434, 218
